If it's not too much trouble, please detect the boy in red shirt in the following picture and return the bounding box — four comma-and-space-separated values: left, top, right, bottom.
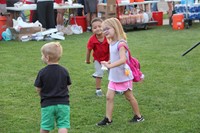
85, 18, 109, 96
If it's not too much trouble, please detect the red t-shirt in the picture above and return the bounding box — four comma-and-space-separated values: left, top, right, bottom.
87, 34, 109, 62
0, 0, 6, 4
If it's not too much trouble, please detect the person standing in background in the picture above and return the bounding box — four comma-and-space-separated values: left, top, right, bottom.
0, 0, 6, 15
55, 0, 68, 31
84, 0, 97, 32
36, 0, 55, 29
151, 0, 158, 11
167, 1, 173, 19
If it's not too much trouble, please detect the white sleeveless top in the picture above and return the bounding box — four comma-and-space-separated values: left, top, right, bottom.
108, 40, 133, 82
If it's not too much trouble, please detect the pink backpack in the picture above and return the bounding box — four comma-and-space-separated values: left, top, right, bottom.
118, 42, 144, 82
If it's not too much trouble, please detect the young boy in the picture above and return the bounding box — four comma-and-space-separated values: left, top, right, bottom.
34, 42, 71, 133
85, 18, 109, 97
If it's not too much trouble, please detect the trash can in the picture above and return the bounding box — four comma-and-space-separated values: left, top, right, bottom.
70, 16, 87, 32
152, 11, 163, 26
0, 16, 7, 40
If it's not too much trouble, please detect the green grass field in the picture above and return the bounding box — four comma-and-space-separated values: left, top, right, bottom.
0, 24, 200, 133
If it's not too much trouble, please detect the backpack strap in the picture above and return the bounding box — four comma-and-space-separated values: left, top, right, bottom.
117, 40, 132, 60
117, 40, 138, 68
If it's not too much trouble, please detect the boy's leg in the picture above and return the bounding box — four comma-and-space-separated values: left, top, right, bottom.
58, 128, 68, 133
96, 77, 102, 89
93, 61, 104, 96
95, 77, 103, 96
96, 77, 102, 95
40, 129, 49, 133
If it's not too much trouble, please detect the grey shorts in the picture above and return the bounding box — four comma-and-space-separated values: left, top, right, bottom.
84, 0, 97, 13
92, 60, 104, 78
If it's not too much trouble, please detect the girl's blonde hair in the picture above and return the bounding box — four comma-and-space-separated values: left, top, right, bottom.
102, 18, 127, 42
41, 42, 63, 62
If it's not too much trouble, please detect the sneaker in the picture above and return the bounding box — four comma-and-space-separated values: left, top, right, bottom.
96, 117, 112, 126
96, 90, 103, 97
129, 115, 144, 123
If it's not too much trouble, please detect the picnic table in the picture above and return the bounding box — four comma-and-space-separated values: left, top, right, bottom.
6, 3, 83, 11
6, 3, 84, 19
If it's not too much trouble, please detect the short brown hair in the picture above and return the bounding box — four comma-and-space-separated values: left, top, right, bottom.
91, 17, 103, 25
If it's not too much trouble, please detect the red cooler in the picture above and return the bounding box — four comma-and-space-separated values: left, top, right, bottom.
152, 11, 163, 26
0, 16, 7, 40
70, 16, 87, 32
172, 14, 184, 30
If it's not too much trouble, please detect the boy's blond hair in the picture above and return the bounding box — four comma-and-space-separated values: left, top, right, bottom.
102, 18, 127, 42
41, 42, 63, 62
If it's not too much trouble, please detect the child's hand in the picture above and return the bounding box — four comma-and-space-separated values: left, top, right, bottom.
101, 61, 110, 68
85, 60, 90, 64
101, 61, 107, 65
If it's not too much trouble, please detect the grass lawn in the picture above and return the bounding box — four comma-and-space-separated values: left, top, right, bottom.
0, 23, 200, 133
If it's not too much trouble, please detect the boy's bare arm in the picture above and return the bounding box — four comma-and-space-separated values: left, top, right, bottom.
35, 87, 41, 95
86, 49, 92, 64
68, 85, 71, 90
